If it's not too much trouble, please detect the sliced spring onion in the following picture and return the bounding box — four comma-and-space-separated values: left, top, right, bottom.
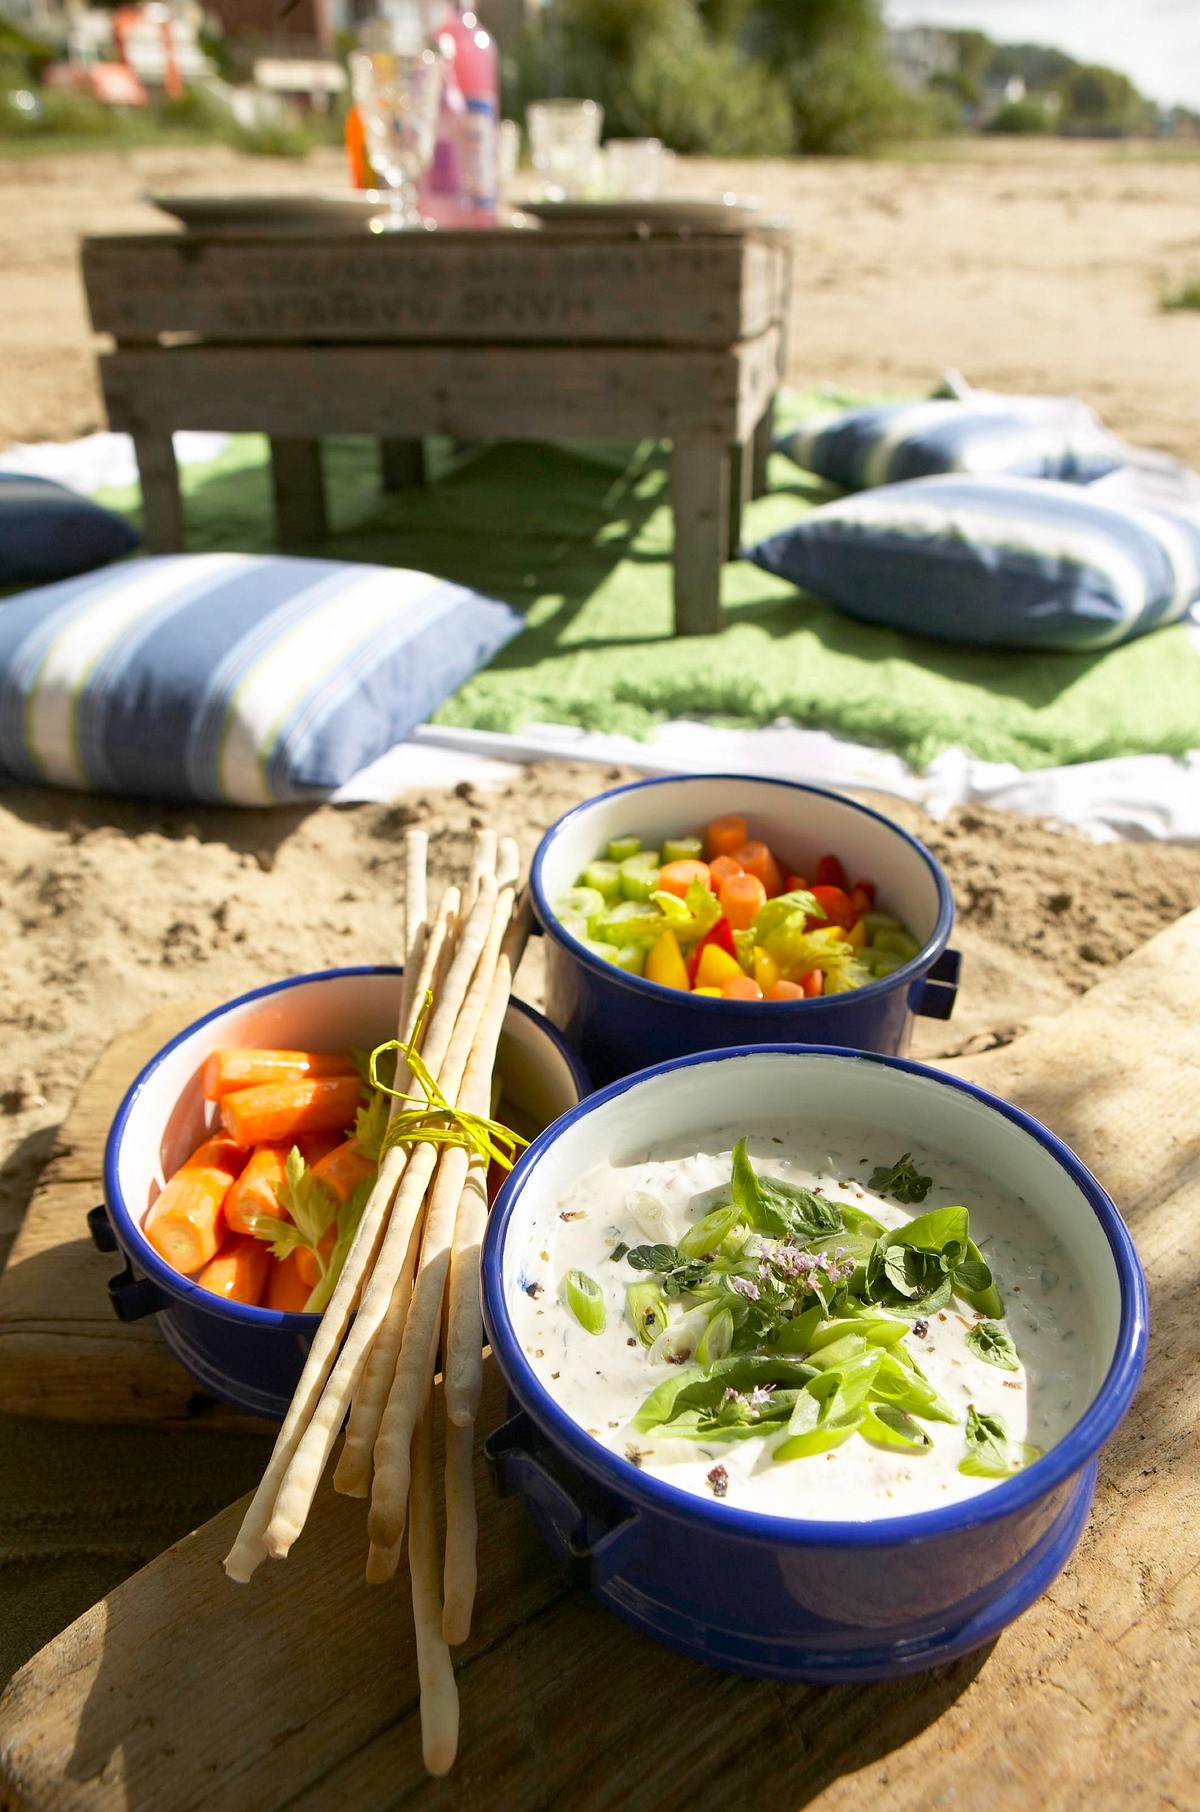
565, 1269, 606, 1336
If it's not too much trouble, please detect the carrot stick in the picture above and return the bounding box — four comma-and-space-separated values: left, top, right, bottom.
297, 1128, 341, 1165
733, 839, 784, 898
719, 871, 767, 931
311, 1138, 375, 1204
265, 1253, 313, 1314
194, 1234, 271, 1306
708, 853, 743, 890
219, 1074, 362, 1147
202, 1048, 356, 1101
706, 814, 747, 859
223, 1144, 289, 1235
143, 1139, 245, 1274
295, 1224, 335, 1289
657, 858, 711, 899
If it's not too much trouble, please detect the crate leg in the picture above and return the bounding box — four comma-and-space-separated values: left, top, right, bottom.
379, 437, 427, 492
133, 432, 185, 553
728, 437, 753, 557
671, 445, 727, 637
751, 394, 775, 499
270, 438, 327, 545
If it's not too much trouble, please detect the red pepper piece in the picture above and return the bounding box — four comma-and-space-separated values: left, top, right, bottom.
686, 916, 736, 985
853, 877, 877, 907
785, 873, 809, 894
808, 884, 858, 930
801, 969, 824, 998
848, 884, 873, 919
814, 854, 848, 891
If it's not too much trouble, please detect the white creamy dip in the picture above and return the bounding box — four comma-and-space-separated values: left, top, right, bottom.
510, 1120, 1094, 1520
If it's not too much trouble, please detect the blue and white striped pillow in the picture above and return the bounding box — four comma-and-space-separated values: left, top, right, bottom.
778, 399, 1123, 492
746, 476, 1200, 652
0, 553, 521, 804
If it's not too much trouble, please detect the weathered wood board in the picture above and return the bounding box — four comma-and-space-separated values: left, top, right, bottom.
1, 915, 1197, 1812
83, 229, 791, 348
0, 999, 264, 1433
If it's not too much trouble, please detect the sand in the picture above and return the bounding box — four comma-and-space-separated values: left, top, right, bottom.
4, 767, 1200, 1255
1, 137, 1198, 459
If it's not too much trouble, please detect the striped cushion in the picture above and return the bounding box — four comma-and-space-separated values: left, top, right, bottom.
777, 399, 1123, 492
745, 476, 1200, 652
0, 553, 521, 804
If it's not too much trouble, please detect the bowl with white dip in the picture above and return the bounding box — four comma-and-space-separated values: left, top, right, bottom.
481, 1045, 1147, 1681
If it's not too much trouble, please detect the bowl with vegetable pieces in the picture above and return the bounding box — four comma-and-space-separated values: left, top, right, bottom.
481, 1044, 1146, 1681
530, 774, 959, 1084
95, 966, 587, 1418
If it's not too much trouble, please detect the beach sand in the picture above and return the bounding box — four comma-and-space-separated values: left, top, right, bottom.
4, 766, 1200, 1253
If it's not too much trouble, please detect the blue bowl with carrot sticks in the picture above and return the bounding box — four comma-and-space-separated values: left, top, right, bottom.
94, 966, 588, 1419
531, 775, 960, 1088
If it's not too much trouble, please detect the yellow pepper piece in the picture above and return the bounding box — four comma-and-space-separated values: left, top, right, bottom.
846, 918, 867, 950
645, 926, 690, 991
752, 947, 781, 993
692, 986, 722, 997
694, 943, 744, 991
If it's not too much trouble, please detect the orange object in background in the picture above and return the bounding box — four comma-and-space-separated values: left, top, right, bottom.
345, 104, 375, 188
223, 1144, 289, 1235
220, 1074, 362, 1147
202, 1048, 356, 1101
143, 1136, 247, 1274
718, 871, 767, 931
657, 858, 711, 899
708, 854, 743, 890
195, 1234, 271, 1306
706, 815, 748, 860
734, 841, 784, 898
265, 1253, 313, 1313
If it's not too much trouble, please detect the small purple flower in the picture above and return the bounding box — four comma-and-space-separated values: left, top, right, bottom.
773, 1244, 804, 1277
748, 1383, 776, 1410
841, 1259, 856, 1279
730, 1275, 760, 1301
723, 1385, 740, 1402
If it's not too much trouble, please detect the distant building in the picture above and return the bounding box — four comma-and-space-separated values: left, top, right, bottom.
887, 24, 955, 92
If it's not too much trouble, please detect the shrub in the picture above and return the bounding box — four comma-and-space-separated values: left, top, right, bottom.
985, 98, 1052, 135
625, 33, 793, 154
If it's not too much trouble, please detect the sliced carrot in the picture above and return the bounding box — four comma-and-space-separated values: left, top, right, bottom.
219, 1074, 362, 1147
766, 979, 805, 1001
801, 969, 824, 998
657, 858, 711, 900
733, 841, 784, 898
201, 1047, 356, 1101
194, 1234, 271, 1306
706, 814, 747, 860
722, 974, 764, 1000
223, 1144, 289, 1235
143, 1138, 245, 1275
295, 1224, 336, 1288
718, 871, 767, 931
265, 1253, 314, 1314
708, 854, 743, 890
311, 1138, 375, 1204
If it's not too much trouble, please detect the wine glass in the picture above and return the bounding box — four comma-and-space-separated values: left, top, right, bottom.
350, 44, 442, 231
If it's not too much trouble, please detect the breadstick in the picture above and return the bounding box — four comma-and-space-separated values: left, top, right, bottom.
465, 828, 497, 910
262, 880, 508, 1560
366, 955, 513, 1562
409, 1400, 459, 1776
332, 1204, 423, 1497
441, 1417, 478, 1645
397, 829, 429, 1057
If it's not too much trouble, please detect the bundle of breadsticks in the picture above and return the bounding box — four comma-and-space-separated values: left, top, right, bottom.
224, 828, 530, 1778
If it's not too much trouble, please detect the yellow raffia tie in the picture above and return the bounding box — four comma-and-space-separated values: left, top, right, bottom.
368, 992, 529, 1172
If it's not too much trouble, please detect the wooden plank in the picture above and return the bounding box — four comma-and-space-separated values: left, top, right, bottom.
727, 435, 753, 554
671, 445, 728, 636
98, 336, 779, 447
81, 232, 786, 348
1, 913, 1196, 1811
131, 431, 184, 553
269, 437, 328, 544
379, 437, 427, 492
751, 395, 775, 499
0, 1000, 264, 1433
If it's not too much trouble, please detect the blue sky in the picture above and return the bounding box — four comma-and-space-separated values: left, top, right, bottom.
885, 0, 1200, 109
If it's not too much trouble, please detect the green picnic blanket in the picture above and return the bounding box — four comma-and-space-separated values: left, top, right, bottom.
95, 397, 1200, 772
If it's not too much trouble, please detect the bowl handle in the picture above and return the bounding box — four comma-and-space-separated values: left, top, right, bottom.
912, 946, 961, 1021
106, 1259, 168, 1323
485, 1408, 638, 1589
87, 1203, 119, 1253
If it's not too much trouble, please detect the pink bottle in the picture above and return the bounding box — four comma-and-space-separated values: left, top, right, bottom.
442, 4, 499, 224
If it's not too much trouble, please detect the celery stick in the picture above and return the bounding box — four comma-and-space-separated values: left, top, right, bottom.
619, 852, 661, 901
873, 927, 920, 960
612, 943, 646, 975
607, 835, 641, 863
581, 859, 622, 903
662, 835, 703, 865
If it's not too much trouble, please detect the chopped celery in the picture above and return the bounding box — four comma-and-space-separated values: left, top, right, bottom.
581, 859, 622, 903
618, 851, 662, 901
862, 911, 902, 934
580, 938, 622, 963
612, 943, 646, 975
662, 835, 703, 864
555, 886, 606, 931
606, 834, 641, 863
593, 899, 664, 945
872, 927, 921, 961
860, 947, 905, 977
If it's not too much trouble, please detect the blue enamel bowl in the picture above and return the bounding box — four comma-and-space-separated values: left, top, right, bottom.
481, 1044, 1148, 1683
96, 965, 588, 1419
530, 774, 961, 1086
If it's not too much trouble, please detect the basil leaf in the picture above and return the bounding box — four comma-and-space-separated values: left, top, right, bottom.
730, 1138, 843, 1241
953, 1258, 994, 1294
868, 1152, 933, 1204
631, 1365, 705, 1433
625, 1243, 708, 1297
965, 1321, 1021, 1372
626, 1242, 677, 1273
958, 1402, 1041, 1478
886, 1205, 970, 1253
